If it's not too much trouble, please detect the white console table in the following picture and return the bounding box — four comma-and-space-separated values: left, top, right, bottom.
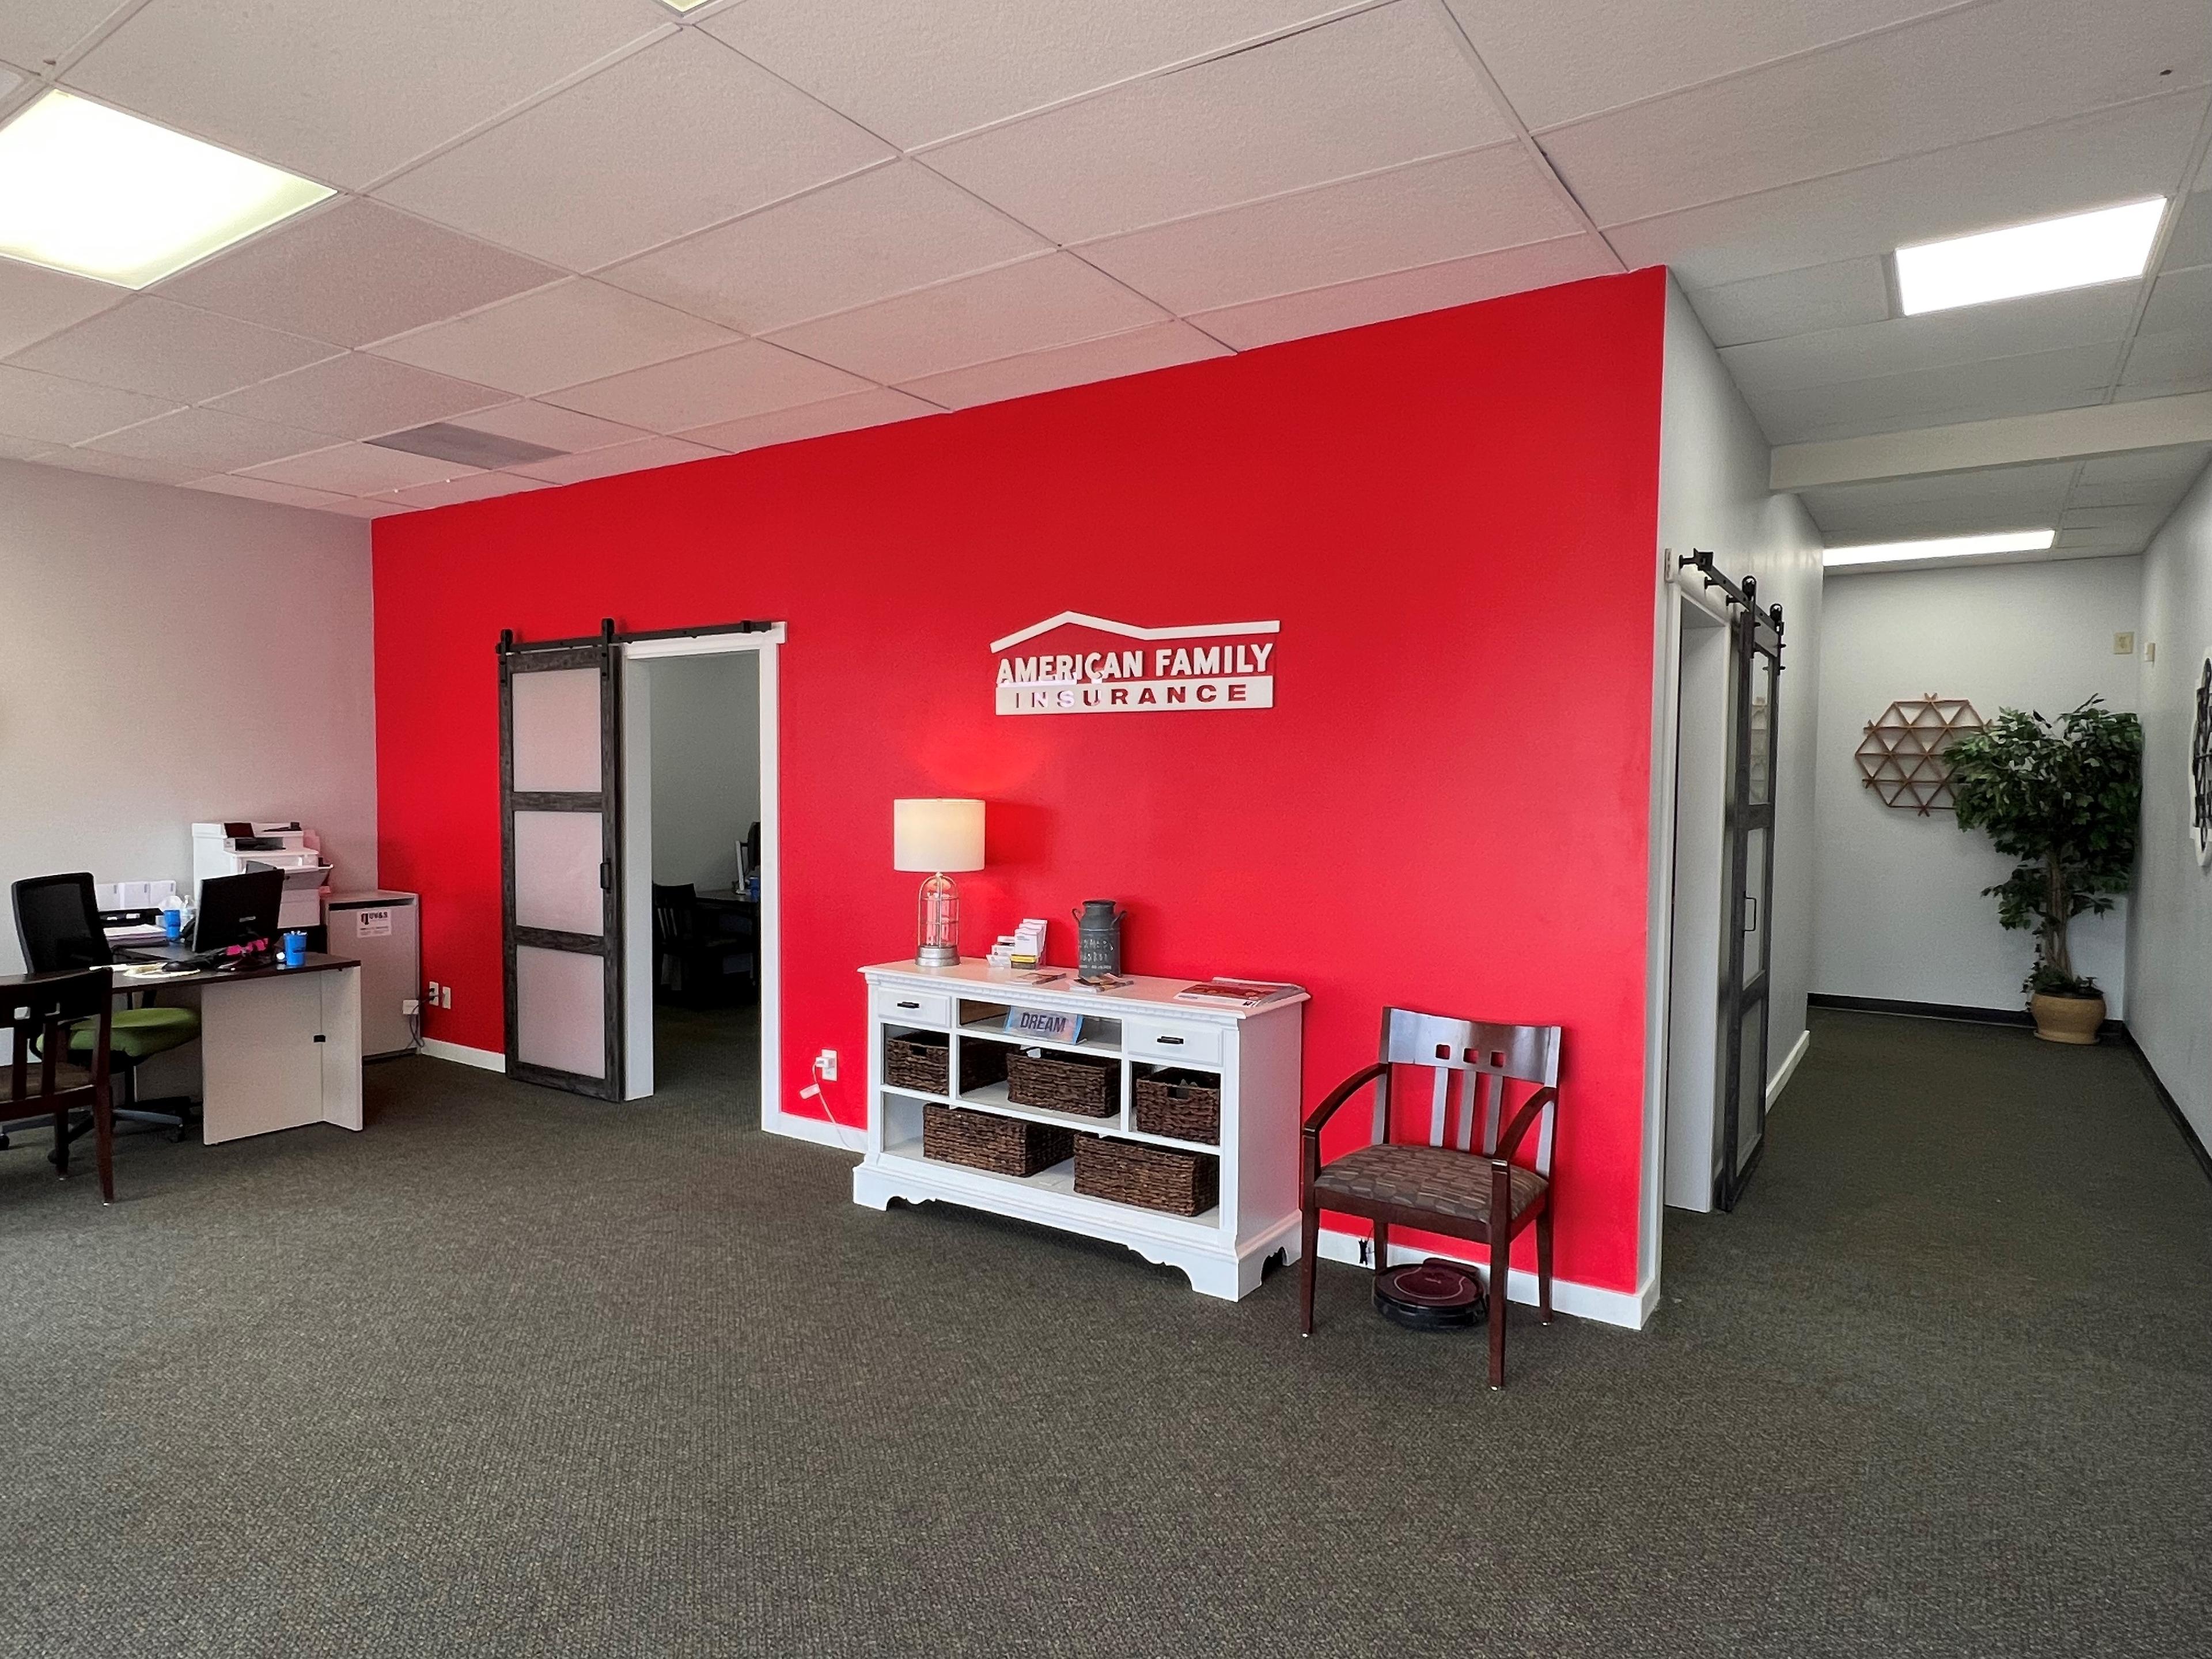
852, 959, 1306, 1299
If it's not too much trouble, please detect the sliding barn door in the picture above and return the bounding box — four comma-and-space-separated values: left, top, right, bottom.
499, 625, 624, 1098
1717, 593, 1783, 1211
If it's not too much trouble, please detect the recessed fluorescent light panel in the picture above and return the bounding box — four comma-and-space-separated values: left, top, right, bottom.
657, 0, 719, 11
0, 90, 332, 289
1825, 529, 2056, 570
1895, 198, 2165, 316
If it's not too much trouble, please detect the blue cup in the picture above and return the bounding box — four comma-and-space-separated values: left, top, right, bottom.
282, 930, 307, 968
162, 908, 183, 941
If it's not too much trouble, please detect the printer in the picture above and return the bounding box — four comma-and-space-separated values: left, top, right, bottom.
192, 821, 334, 931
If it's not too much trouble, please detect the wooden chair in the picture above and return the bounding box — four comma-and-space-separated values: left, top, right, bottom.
1301, 1008, 1562, 1388
3, 968, 117, 1204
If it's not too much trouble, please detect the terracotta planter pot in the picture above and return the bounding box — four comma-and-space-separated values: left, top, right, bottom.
2029, 992, 2105, 1045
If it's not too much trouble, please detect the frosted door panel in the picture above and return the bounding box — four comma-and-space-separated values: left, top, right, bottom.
516, 946, 607, 1078
512, 668, 601, 794
514, 810, 604, 935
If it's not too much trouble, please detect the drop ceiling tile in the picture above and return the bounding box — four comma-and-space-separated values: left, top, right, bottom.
319, 497, 419, 519
1075, 143, 1582, 316
81, 406, 331, 474
768, 254, 1167, 384
507, 435, 726, 485
1187, 233, 1617, 350
2113, 374, 2212, 402
2120, 328, 2212, 391
1718, 285, 2138, 394
677, 387, 941, 453
2060, 505, 2164, 531
1743, 344, 2119, 444
37, 446, 202, 486
1683, 259, 1891, 348
2051, 529, 2145, 552
1541, 0, 2210, 228
65, 0, 677, 190
186, 474, 354, 510
1607, 93, 2207, 287
205, 353, 506, 440
0, 259, 127, 358
6, 298, 337, 403
153, 200, 564, 347
0, 365, 175, 444
925, 3, 1514, 244
2140, 265, 2212, 335
2076, 443, 2212, 486
241, 441, 474, 495
2163, 189, 2212, 271
0, 1, 121, 69
600, 162, 1048, 335
706, 0, 1363, 149
1445, 0, 1965, 131
1800, 464, 2077, 541
2066, 482, 2166, 510
366, 279, 738, 397
446, 401, 650, 454
543, 340, 870, 431
899, 322, 1229, 410
376, 472, 551, 509
0, 432, 50, 461
376, 30, 892, 272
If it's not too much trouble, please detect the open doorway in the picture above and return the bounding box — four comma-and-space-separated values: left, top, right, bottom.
617, 628, 783, 1123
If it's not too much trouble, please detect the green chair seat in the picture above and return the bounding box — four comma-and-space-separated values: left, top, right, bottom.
70, 1005, 200, 1060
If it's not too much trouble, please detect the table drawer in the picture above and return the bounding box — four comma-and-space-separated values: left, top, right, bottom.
873, 987, 953, 1029
1125, 1020, 1225, 1067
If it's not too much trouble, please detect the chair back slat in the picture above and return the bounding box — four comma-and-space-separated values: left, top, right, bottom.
1374, 1006, 1562, 1163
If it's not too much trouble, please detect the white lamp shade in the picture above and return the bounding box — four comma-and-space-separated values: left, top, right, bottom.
893, 798, 985, 873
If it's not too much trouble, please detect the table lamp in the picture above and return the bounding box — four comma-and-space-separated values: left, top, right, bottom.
893, 798, 984, 967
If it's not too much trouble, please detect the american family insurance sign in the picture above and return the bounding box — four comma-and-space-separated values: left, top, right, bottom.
991, 612, 1279, 715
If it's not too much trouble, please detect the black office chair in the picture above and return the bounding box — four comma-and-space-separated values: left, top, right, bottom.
651, 882, 756, 1007
13, 873, 201, 1139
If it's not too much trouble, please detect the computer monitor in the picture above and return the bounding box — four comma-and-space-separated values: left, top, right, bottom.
193, 866, 285, 961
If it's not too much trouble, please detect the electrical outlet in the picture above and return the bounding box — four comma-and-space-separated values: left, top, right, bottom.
816, 1048, 838, 1081
2114, 631, 2135, 655
426, 981, 440, 1005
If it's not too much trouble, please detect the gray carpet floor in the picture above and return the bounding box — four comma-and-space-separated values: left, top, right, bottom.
3, 1007, 2207, 1657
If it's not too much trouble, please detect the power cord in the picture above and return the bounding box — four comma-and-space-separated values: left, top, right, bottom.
798, 1053, 866, 1154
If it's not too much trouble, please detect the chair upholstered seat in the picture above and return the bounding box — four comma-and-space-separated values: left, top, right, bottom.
70, 1005, 199, 1060
1312, 1141, 1547, 1225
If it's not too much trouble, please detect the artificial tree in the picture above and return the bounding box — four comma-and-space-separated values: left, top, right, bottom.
1948, 697, 2143, 999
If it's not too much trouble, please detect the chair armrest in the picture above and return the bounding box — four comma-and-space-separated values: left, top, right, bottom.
1302, 1061, 1388, 1138
1492, 1086, 1558, 1165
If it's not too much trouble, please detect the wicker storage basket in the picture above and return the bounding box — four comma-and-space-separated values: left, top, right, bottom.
923, 1104, 1074, 1177
1132, 1069, 1221, 1144
1074, 1134, 1219, 1217
885, 1032, 1007, 1097
1005, 1047, 1117, 1117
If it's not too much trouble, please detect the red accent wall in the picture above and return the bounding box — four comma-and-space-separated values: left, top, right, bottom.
372, 268, 1668, 1293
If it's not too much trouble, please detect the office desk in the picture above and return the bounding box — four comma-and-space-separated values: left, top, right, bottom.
116, 953, 362, 1145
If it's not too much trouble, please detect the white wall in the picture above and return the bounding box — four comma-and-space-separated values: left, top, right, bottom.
2128, 460, 2212, 1144
0, 459, 376, 974
1643, 281, 1826, 1255
647, 651, 759, 891
1813, 555, 2143, 1016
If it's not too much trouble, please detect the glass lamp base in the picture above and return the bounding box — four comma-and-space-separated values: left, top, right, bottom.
915, 872, 960, 966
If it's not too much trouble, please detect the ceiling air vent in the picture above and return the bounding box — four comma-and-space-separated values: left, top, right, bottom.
368, 422, 566, 469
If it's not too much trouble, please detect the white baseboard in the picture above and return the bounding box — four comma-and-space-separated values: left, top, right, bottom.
419, 1039, 505, 1073
763, 1107, 865, 1153
1315, 1227, 1650, 1329
1767, 1027, 1810, 1106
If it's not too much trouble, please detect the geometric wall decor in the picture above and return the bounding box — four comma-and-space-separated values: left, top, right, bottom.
1855, 693, 1986, 815
2192, 653, 2212, 866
